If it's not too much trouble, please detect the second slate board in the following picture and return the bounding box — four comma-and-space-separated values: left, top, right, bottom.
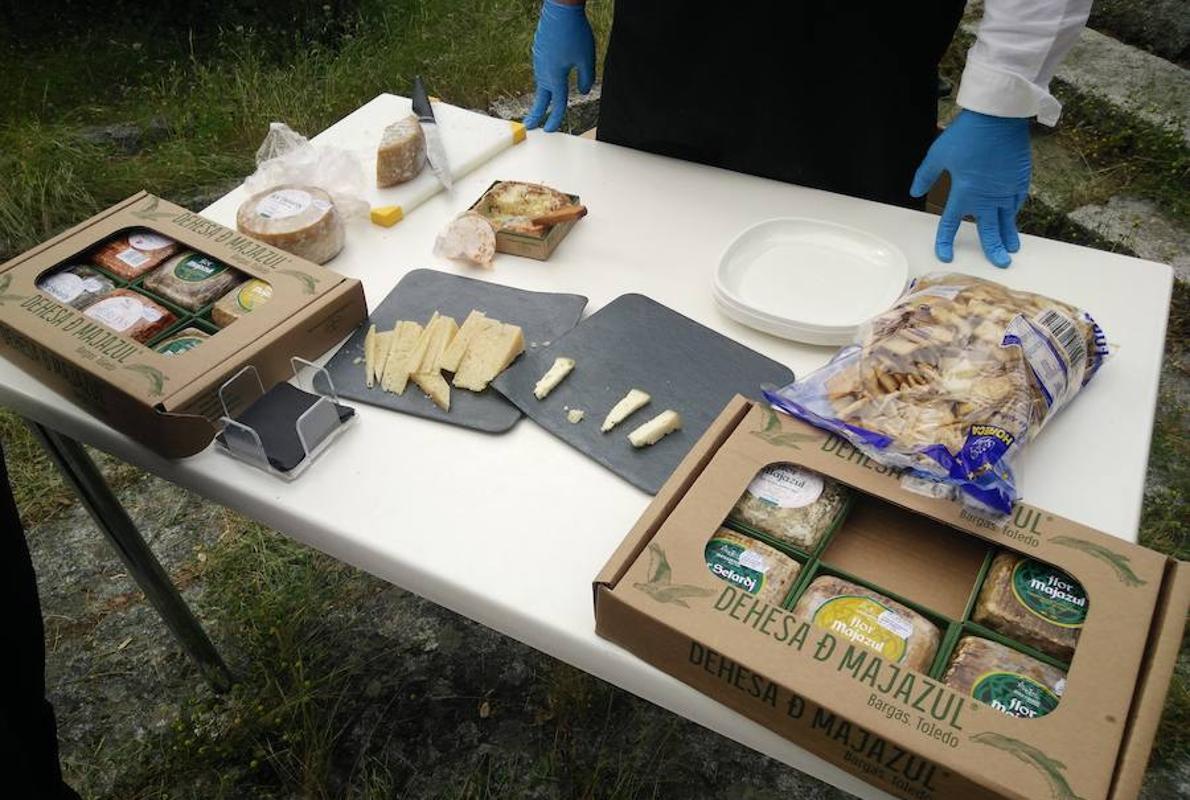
324, 269, 588, 432
492, 294, 794, 493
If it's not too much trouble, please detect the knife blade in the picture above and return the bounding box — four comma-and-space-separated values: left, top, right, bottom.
412, 75, 452, 190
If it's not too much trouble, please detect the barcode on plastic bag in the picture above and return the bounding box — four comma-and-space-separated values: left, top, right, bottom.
1035, 308, 1085, 371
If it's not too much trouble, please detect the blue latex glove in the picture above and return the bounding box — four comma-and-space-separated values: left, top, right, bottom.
523, 0, 596, 133
910, 110, 1032, 268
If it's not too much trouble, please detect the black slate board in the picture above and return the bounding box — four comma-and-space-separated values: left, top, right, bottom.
491, 294, 794, 493
217, 382, 355, 473
324, 269, 588, 432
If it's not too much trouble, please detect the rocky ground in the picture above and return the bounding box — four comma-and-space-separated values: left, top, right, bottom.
10, 5, 1189, 800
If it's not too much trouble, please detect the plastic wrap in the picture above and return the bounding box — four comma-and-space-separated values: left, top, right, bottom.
765, 273, 1110, 514
243, 122, 368, 219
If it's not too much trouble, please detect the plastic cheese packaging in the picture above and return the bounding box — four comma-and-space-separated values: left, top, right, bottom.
211, 279, 274, 328
153, 327, 210, 356
36, 265, 115, 310
236, 185, 345, 264
972, 552, 1086, 661
91, 229, 180, 280
433, 212, 496, 268
793, 575, 940, 673
376, 115, 427, 187
765, 272, 1110, 514
705, 528, 801, 607
144, 252, 244, 312
83, 288, 176, 344
943, 636, 1066, 719
728, 464, 850, 551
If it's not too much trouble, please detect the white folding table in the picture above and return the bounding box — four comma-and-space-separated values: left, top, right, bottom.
0, 95, 1173, 800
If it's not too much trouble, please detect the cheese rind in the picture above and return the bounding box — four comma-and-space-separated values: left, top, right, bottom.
627, 410, 682, 448
533, 357, 576, 400
440, 310, 495, 373
376, 115, 427, 187
381, 320, 424, 394
601, 388, 651, 432
453, 323, 525, 392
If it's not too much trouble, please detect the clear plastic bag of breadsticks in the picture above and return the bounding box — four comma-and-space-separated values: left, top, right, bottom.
764, 273, 1110, 514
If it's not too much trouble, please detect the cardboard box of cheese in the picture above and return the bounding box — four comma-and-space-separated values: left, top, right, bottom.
0, 192, 366, 457
594, 396, 1189, 800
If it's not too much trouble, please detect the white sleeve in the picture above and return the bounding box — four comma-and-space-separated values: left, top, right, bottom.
956, 0, 1092, 126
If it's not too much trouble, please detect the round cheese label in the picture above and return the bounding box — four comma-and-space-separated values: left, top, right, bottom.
156, 336, 204, 356
746, 464, 824, 509
129, 231, 174, 251
86, 296, 148, 331
705, 537, 768, 596
812, 595, 909, 663
971, 671, 1060, 719
256, 188, 313, 219
41, 271, 101, 303
235, 279, 273, 311
172, 253, 226, 283
1010, 559, 1088, 628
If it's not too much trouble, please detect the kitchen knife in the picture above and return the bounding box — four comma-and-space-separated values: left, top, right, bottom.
412, 75, 452, 190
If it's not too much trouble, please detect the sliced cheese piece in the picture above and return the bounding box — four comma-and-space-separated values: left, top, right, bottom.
381, 320, 424, 394
402, 312, 441, 381
452, 323, 525, 392
601, 388, 651, 432
371, 331, 394, 387
236, 185, 344, 264
416, 315, 459, 374
627, 410, 682, 448
566, 408, 585, 424
364, 324, 378, 388
411, 371, 451, 410
440, 310, 495, 373
377, 115, 427, 187
533, 356, 576, 400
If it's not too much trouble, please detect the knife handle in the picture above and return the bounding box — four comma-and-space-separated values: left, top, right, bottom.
530, 205, 587, 227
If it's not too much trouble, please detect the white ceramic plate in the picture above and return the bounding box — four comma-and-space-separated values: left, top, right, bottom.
714, 217, 909, 346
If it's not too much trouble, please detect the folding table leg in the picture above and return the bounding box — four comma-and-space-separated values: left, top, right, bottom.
24, 421, 234, 693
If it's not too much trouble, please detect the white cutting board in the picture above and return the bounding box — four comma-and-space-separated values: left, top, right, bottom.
317, 93, 525, 221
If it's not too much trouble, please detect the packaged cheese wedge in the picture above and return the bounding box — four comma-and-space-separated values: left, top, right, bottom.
705, 528, 800, 607
793, 576, 940, 673
943, 637, 1066, 719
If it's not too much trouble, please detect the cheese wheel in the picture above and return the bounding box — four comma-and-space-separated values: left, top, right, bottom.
91, 229, 180, 280
153, 327, 210, 356
376, 115, 427, 187
236, 185, 344, 264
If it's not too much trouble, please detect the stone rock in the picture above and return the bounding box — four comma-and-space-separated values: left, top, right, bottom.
489, 83, 602, 135
1068, 196, 1190, 283
961, 8, 1190, 145
79, 116, 172, 154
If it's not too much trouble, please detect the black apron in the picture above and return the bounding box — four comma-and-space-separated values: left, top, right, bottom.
597, 3, 965, 208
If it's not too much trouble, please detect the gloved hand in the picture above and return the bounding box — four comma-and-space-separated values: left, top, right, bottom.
910, 110, 1032, 268
523, 0, 596, 133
